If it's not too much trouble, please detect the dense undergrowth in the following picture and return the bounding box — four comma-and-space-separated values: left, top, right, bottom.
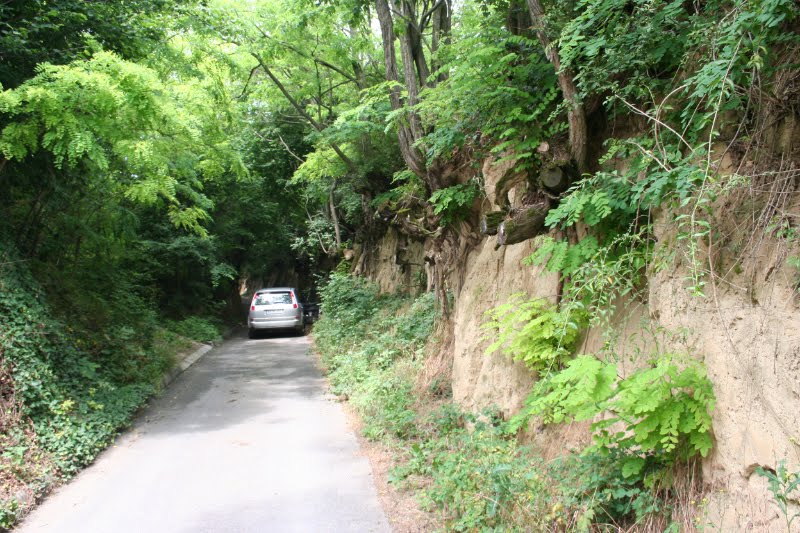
314, 272, 715, 531
0, 246, 224, 528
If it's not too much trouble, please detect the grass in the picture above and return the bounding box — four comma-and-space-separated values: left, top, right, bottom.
312, 272, 705, 532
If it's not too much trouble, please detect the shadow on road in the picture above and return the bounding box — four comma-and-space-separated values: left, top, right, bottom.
137, 330, 324, 437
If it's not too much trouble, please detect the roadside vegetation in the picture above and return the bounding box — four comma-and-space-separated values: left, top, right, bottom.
314, 272, 715, 530
0, 1, 307, 526
1, 0, 797, 528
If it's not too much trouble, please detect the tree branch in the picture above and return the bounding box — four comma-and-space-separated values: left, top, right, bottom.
250, 52, 357, 173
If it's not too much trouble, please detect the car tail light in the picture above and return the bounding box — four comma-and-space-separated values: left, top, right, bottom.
251, 305, 255, 310
293, 303, 298, 309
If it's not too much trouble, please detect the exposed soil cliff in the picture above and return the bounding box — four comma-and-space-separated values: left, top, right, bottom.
356, 145, 800, 529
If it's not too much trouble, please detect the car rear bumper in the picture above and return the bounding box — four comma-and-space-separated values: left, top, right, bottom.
249, 317, 304, 330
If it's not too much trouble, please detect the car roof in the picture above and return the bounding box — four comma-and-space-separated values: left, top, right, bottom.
256, 287, 296, 293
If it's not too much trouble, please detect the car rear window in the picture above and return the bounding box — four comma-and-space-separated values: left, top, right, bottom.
254, 291, 292, 305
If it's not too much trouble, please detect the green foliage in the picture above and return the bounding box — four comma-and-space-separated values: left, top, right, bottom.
483, 294, 586, 374
314, 273, 438, 440
0, 243, 217, 527
0, 252, 162, 478
0, 50, 243, 235
526, 229, 652, 334
513, 355, 715, 473
428, 179, 482, 227
414, 2, 563, 165
546, 0, 798, 299
316, 272, 383, 338
551, 448, 668, 528
354, 374, 418, 440
756, 460, 800, 532
0, 0, 189, 88
560, 0, 797, 105
0, 367, 55, 529
510, 355, 617, 429
165, 317, 223, 344
525, 235, 599, 277
392, 407, 553, 532
313, 272, 713, 530
598, 357, 715, 462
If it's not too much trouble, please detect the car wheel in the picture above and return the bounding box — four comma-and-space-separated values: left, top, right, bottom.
248, 328, 256, 339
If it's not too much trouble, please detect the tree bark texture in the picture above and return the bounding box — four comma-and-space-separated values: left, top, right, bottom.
496, 203, 548, 246
375, 0, 426, 177
480, 211, 507, 235
538, 163, 572, 194
525, 0, 588, 174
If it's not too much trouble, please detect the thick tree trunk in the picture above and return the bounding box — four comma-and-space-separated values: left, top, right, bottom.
525, 0, 588, 174
375, 0, 426, 177
496, 203, 548, 246
538, 163, 572, 194
480, 211, 506, 236
535, 141, 574, 194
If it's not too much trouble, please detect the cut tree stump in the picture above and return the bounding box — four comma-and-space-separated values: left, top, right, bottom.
535, 140, 576, 194
538, 163, 570, 194
496, 203, 548, 246
480, 211, 507, 236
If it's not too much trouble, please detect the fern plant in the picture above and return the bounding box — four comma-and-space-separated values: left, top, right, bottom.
510, 354, 716, 477
483, 294, 586, 374
510, 355, 618, 430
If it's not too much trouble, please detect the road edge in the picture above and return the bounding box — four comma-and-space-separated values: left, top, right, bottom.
160, 343, 213, 389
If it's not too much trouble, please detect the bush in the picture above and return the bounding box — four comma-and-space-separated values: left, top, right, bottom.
314, 273, 710, 531
313, 273, 437, 439
393, 407, 554, 532
0, 246, 193, 526
165, 316, 223, 344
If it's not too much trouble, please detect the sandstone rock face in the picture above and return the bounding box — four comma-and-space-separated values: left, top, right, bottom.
647, 216, 800, 532
362, 152, 800, 529
447, 204, 800, 530
457, 158, 800, 529
450, 237, 558, 413
354, 227, 426, 294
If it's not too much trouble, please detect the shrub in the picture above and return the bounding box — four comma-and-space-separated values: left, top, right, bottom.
394, 407, 554, 532
165, 316, 223, 344
0, 246, 194, 526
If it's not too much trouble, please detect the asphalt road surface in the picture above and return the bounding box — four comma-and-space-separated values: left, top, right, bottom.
18, 332, 391, 533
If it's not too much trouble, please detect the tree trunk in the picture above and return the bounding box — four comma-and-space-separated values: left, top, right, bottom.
480, 211, 506, 236
430, 0, 451, 84
397, 0, 425, 142
538, 163, 571, 194
525, 0, 588, 174
329, 179, 342, 250
496, 203, 548, 246
375, 0, 426, 177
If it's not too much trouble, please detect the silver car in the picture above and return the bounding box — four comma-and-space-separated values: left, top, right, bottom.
248, 287, 305, 338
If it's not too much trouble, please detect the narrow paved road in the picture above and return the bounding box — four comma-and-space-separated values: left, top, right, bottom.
18, 332, 391, 533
